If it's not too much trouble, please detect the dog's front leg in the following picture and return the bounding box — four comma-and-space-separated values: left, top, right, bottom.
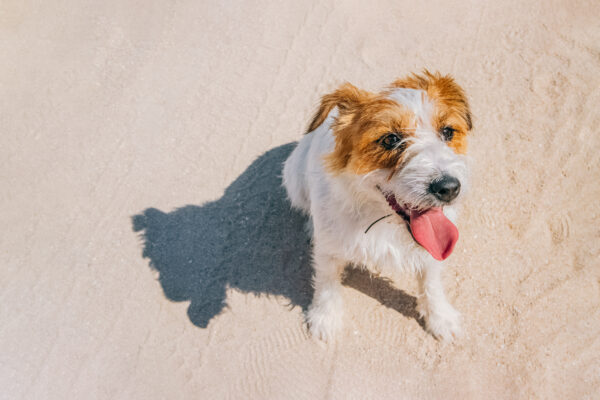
306, 250, 345, 342
416, 261, 462, 341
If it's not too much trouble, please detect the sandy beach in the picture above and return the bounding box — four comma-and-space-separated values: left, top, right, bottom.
2, 0, 599, 398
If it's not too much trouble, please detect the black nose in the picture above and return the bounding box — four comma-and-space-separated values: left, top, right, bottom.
429, 175, 461, 203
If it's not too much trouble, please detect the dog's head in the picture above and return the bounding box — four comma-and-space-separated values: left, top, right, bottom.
309, 71, 472, 260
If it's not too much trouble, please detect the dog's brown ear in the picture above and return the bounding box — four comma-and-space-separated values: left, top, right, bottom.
426, 72, 473, 132
307, 83, 369, 133
392, 70, 472, 131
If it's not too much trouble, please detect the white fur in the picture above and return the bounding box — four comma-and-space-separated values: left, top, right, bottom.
388, 88, 434, 129
283, 90, 466, 342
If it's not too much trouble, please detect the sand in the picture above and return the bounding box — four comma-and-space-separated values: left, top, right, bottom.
2, 0, 600, 399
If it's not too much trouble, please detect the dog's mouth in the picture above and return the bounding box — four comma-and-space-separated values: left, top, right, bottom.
380, 190, 459, 261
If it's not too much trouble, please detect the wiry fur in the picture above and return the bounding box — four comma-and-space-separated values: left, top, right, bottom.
283, 71, 472, 341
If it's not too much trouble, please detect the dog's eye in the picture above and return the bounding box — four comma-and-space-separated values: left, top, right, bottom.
441, 126, 455, 141
380, 133, 401, 150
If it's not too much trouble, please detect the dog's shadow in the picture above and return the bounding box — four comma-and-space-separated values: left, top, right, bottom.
132, 143, 421, 328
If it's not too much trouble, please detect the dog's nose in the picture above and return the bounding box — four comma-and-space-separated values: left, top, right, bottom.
429, 175, 461, 203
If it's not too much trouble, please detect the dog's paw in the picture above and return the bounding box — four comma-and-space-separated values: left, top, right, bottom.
306, 304, 343, 342
419, 302, 462, 341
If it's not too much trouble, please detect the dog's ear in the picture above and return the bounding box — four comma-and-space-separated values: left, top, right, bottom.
392, 70, 472, 131
426, 72, 472, 132
307, 83, 369, 133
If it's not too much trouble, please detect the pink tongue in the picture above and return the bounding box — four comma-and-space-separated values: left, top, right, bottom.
409, 208, 458, 261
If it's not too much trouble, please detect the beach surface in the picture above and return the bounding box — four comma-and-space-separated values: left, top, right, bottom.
2, 0, 599, 398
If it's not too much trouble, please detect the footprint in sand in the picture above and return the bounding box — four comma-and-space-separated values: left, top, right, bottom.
548, 213, 571, 244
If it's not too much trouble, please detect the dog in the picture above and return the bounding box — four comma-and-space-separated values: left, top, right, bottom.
282, 71, 472, 341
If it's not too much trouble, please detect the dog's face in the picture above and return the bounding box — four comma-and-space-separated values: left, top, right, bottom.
309, 71, 472, 260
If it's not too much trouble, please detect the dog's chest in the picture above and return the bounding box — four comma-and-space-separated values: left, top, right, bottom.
341, 213, 425, 272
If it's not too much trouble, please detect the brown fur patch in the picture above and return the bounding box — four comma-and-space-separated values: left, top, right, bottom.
391, 70, 472, 154
321, 89, 415, 175
308, 71, 472, 176
307, 83, 372, 133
